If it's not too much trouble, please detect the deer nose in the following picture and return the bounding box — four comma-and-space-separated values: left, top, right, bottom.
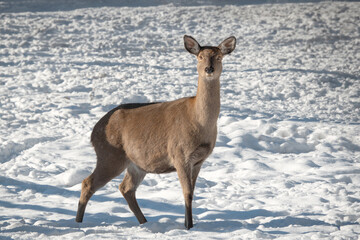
205, 66, 214, 74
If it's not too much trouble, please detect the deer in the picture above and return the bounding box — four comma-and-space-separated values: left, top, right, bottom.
75, 35, 236, 229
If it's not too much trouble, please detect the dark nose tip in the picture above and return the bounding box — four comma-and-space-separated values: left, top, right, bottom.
205, 66, 214, 74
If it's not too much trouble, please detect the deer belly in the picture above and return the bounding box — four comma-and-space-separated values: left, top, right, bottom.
132, 156, 175, 174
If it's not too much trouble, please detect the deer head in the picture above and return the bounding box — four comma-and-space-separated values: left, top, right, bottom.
184, 35, 236, 80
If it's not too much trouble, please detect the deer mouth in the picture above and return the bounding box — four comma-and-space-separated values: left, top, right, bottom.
205, 73, 216, 80
206, 72, 214, 77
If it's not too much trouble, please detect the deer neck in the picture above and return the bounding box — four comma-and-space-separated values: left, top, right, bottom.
194, 76, 220, 127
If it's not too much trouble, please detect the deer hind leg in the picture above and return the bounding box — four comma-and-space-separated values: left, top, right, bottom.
119, 162, 147, 224
76, 155, 129, 223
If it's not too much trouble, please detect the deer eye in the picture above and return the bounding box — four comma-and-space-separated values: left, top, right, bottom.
198, 55, 204, 60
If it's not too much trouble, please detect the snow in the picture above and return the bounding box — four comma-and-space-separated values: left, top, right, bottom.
1, 0, 360, 239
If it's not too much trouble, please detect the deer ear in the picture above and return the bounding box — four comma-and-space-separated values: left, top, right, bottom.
184, 35, 201, 55
218, 36, 236, 55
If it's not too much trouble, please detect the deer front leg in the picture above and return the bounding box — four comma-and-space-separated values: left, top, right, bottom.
191, 160, 204, 194
175, 162, 194, 230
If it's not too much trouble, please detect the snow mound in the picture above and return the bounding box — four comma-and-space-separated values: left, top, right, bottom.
55, 168, 91, 187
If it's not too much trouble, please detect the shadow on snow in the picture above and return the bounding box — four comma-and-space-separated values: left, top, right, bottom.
1, 176, 357, 235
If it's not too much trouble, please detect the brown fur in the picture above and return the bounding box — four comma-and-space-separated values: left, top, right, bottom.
76, 35, 236, 229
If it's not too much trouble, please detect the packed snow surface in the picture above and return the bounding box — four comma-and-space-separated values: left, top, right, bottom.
1, 0, 360, 239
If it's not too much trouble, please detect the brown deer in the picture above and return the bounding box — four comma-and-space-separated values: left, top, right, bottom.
75, 35, 236, 229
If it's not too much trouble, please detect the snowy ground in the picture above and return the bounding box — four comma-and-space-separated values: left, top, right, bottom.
1, 0, 360, 239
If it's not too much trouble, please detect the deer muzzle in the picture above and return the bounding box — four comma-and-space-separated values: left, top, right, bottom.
205, 66, 214, 74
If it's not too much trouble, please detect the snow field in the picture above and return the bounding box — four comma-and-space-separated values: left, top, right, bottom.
1, 1, 360, 239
